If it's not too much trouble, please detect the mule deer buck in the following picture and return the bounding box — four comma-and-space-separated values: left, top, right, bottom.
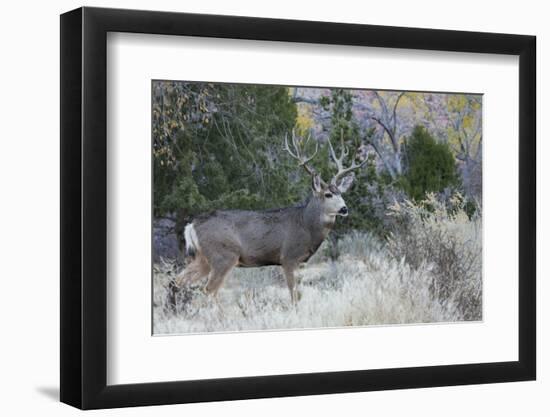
168, 130, 366, 310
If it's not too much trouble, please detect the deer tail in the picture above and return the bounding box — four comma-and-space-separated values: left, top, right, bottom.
183, 222, 201, 258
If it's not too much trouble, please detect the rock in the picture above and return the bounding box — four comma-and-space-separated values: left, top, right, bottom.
153, 218, 181, 261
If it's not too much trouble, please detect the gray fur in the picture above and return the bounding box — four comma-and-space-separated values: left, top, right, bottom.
171, 180, 351, 306
194, 197, 332, 268
169, 131, 364, 308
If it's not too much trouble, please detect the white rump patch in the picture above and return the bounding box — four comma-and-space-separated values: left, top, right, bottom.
184, 223, 201, 254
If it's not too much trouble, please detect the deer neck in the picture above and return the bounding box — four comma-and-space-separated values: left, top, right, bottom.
303, 198, 334, 241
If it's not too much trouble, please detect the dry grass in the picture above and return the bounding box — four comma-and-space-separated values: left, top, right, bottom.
153, 197, 481, 335
387, 193, 482, 320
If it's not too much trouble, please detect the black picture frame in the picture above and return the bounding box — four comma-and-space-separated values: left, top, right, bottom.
60, 6, 536, 410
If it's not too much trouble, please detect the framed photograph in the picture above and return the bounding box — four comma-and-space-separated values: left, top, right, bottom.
60, 6, 536, 409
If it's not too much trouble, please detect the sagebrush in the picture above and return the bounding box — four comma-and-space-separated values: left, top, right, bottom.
153, 196, 481, 334
387, 193, 482, 320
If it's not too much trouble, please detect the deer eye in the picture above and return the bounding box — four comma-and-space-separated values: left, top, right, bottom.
324, 193, 333, 198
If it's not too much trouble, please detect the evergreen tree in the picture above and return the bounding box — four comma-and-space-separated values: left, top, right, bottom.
152, 81, 299, 247
399, 125, 460, 201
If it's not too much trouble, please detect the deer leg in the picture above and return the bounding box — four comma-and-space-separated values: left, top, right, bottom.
167, 256, 210, 311
204, 254, 238, 298
282, 263, 300, 304
174, 257, 210, 288
203, 258, 237, 319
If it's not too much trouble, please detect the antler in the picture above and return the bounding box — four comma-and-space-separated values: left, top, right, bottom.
283, 130, 326, 185
327, 129, 367, 186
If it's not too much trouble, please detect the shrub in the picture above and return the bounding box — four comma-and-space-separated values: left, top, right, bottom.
399, 125, 460, 201
153, 230, 463, 334
386, 193, 482, 320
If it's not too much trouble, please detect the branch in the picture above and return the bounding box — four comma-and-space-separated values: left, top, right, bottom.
392, 92, 405, 133
292, 96, 320, 105
364, 135, 396, 179
369, 116, 398, 152
291, 88, 321, 105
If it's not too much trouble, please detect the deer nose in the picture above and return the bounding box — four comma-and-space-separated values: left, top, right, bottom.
339, 206, 348, 215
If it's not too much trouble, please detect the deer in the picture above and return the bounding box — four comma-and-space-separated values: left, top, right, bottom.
168, 130, 367, 311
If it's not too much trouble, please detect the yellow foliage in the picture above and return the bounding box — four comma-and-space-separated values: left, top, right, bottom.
295, 104, 315, 134
463, 114, 474, 130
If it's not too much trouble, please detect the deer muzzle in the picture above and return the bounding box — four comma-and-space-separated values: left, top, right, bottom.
338, 206, 349, 216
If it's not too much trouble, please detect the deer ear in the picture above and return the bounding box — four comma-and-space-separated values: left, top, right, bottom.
312, 175, 323, 193
337, 174, 355, 193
